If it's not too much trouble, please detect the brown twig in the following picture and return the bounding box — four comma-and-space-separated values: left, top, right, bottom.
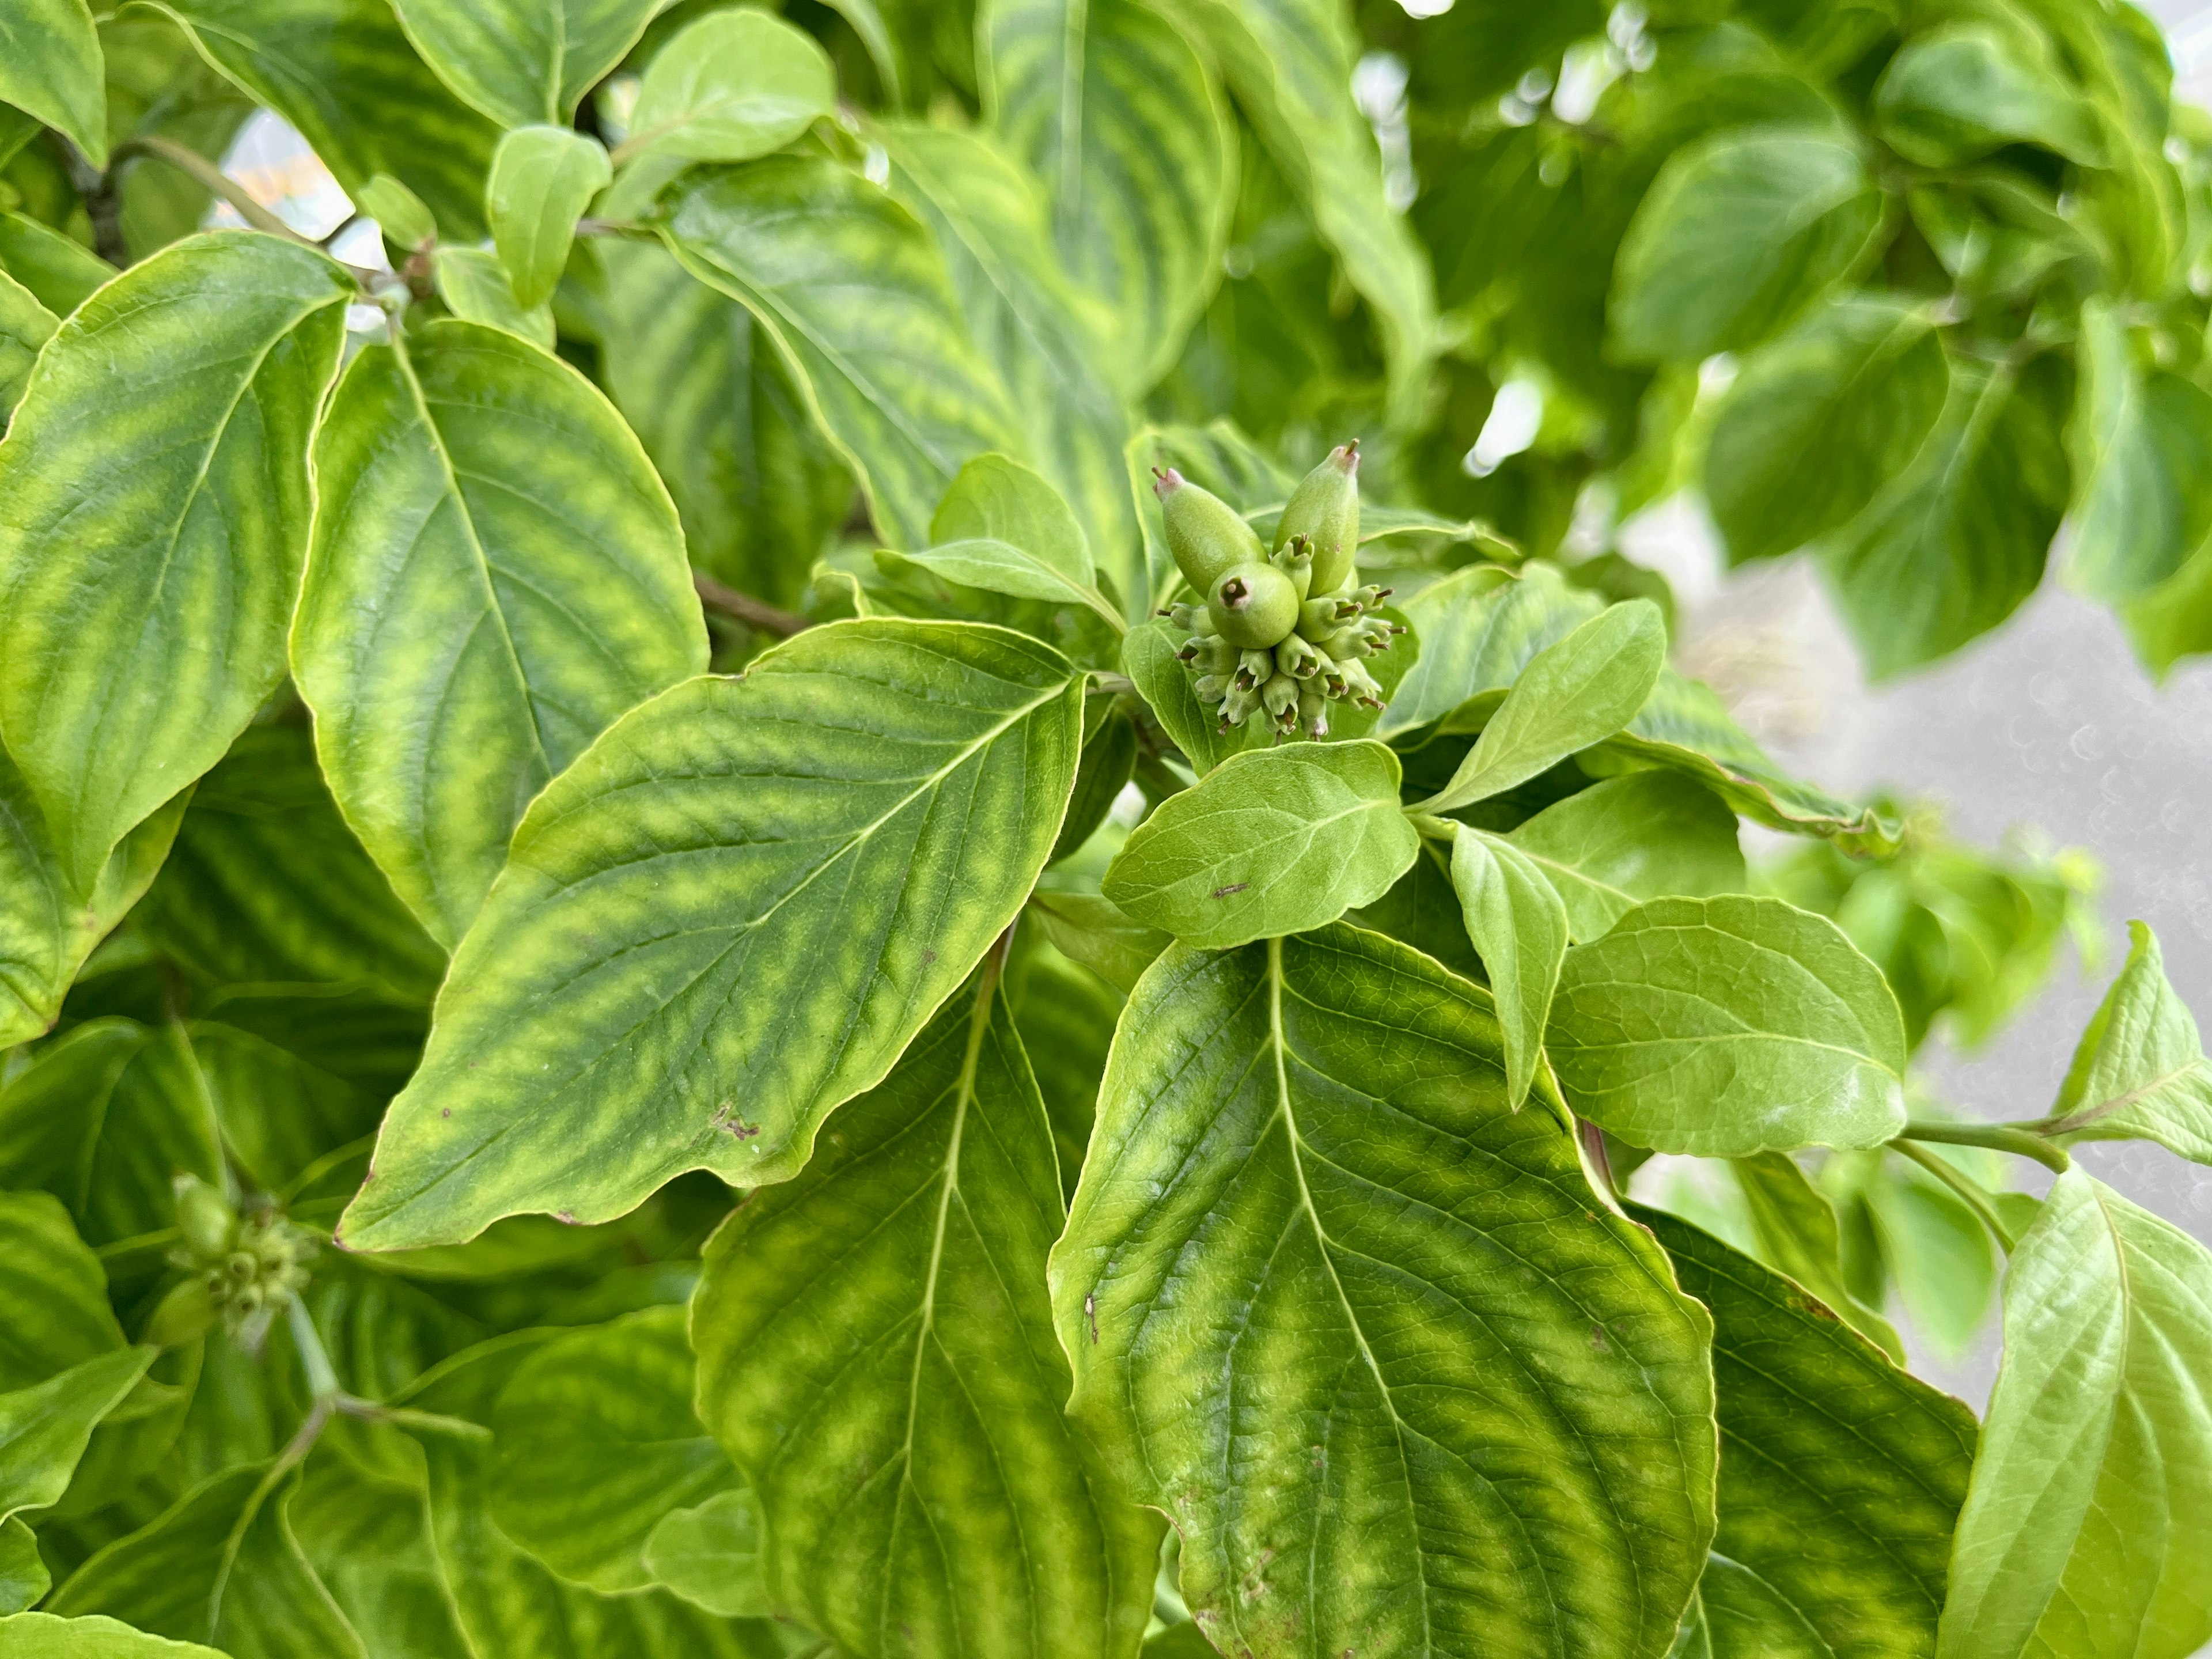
693, 572, 809, 638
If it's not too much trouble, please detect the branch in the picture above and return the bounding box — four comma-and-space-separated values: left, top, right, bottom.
694, 573, 809, 638
113, 136, 319, 247
1897, 1116, 2071, 1174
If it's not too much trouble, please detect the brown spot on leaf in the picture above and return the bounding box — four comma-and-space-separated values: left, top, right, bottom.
1213, 882, 1250, 899
555, 1210, 577, 1225
1589, 1324, 1608, 1352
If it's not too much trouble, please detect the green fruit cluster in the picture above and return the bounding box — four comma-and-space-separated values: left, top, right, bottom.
1153, 442, 1402, 738
156, 1174, 316, 1347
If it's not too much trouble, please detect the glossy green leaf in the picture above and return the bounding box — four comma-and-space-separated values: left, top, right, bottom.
880, 123, 1141, 609
487, 126, 609, 310
660, 156, 1025, 552
2064, 298, 2212, 604
1613, 128, 1882, 362
0, 0, 105, 166
0, 748, 183, 1048
294, 320, 705, 948
390, 0, 658, 128
0, 1516, 48, 1612
1373, 562, 1530, 736
0, 232, 350, 889
1549, 895, 1909, 1155
157, 0, 501, 240
1348, 836, 1482, 980
1939, 1171, 2212, 1659
487, 1306, 737, 1594
49, 1462, 367, 1655
595, 240, 854, 607
433, 245, 553, 348
340, 620, 1082, 1251
2037, 920, 2212, 1163
931, 445, 1094, 578
1175, 0, 1436, 424
1867, 1151, 1998, 1361
1006, 931, 1124, 1190
187, 1012, 403, 1196
641, 1490, 768, 1620
1729, 1150, 1902, 1359
1052, 701, 1137, 861
356, 174, 437, 254
130, 725, 446, 1002
1508, 772, 1747, 942
1055, 924, 1717, 1656
621, 8, 835, 164
0, 267, 55, 419
695, 967, 1158, 1657
1705, 296, 1950, 566
1820, 355, 2070, 680
0, 1613, 228, 1657
0, 214, 111, 317
1638, 1205, 1975, 1659
1450, 825, 1567, 1111
0, 1349, 153, 1524
1027, 891, 1169, 997
895, 534, 1119, 627
1119, 619, 1266, 774
1420, 600, 1668, 813
983, 0, 1234, 393
1875, 21, 2104, 169
1103, 741, 1418, 948
0, 1191, 130, 1391
0, 1021, 224, 1249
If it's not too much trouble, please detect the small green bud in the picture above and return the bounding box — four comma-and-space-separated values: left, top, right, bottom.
1275, 634, 1323, 679
1235, 647, 1275, 689
1194, 672, 1230, 704
1336, 657, 1385, 709
1350, 583, 1392, 611
1208, 562, 1301, 648
1180, 635, 1236, 675
1218, 681, 1263, 730
1297, 685, 1331, 738
1274, 441, 1361, 595
1270, 536, 1314, 600
1155, 467, 1264, 593
174, 1175, 236, 1261
1298, 595, 1359, 638
146, 1277, 218, 1347
1261, 673, 1299, 722
1165, 600, 1213, 634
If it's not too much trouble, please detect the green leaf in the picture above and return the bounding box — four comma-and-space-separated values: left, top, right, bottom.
640, 1490, 768, 1620
0, 232, 351, 889
1637, 1205, 1976, 1657
389, 0, 657, 128
48, 1463, 367, 1655
899, 539, 1125, 635
0, 213, 111, 316
1612, 128, 1883, 362
1052, 702, 1137, 861
1053, 925, 1717, 1656
1867, 1151, 1998, 1361
1875, 20, 2104, 169
1705, 296, 1950, 566
1373, 562, 1540, 737
0, 1191, 130, 1392
694, 966, 1159, 1656
0, 1613, 227, 1657
158, 0, 502, 240
1729, 1150, 1903, 1359
1507, 772, 1747, 942
187, 1012, 404, 1195
294, 320, 706, 948
0, 1349, 154, 1524
355, 173, 437, 254
0, 748, 183, 1048
130, 725, 447, 1003
1938, 1171, 2212, 1659
1006, 930, 1124, 1190
1027, 892, 1169, 997
2037, 920, 2212, 1162
1548, 895, 1909, 1155
661, 156, 1026, 553
488, 1306, 737, 1594
620, 7, 835, 164
0, 1021, 224, 1249
1119, 618, 1265, 774
1174, 0, 1436, 425
1819, 354, 2070, 680
2064, 298, 2212, 604
1347, 836, 1482, 980
433, 245, 553, 349
880, 123, 1141, 611
594, 240, 854, 607
0, 266, 55, 419
0, 1516, 48, 1613
1449, 825, 1568, 1111
982, 0, 1235, 392
1419, 600, 1668, 813
486, 126, 609, 310
339, 620, 1083, 1251
1102, 740, 1418, 948
0, 0, 106, 166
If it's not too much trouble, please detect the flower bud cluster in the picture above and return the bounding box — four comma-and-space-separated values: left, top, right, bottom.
165, 1175, 315, 1347
1152, 442, 1402, 738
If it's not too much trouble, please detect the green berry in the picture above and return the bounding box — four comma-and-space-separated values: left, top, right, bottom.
1274, 441, 1361, 596
1208, 562, 1300, 648
173, 1175, 236, 1261
1154, 467, 1264, 593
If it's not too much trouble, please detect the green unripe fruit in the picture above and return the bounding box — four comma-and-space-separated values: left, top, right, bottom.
1298, 595, 1358, 639
1271, 537, 1313, 599
174, 1175, 236, 1260
1297, 684, 1330, 738
1218, 681, 1263, 730
1276, 634, 1323, 679
1155, 467, 1264, 593
1261, 673, 1299, 723
1337, 657, 1385, 709
1194, 672, 1230, 704
1274, 441, 1361, 596
1208, 562, 1300, 648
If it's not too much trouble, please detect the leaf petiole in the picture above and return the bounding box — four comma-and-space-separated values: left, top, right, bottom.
1890, 1139, 2024, 1252
1896, 1116, 2070, 1173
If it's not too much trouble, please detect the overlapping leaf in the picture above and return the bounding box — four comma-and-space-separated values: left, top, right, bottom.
294, 320, 706, 947
1055, 924, 1717, 1657
340, 619, 1082, 1251
389, 0, 658, 128
0, 0, 106, 165
1507, 772, 1746, 941
0, 268, 55, 418
2036, 920, 2212, 1162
